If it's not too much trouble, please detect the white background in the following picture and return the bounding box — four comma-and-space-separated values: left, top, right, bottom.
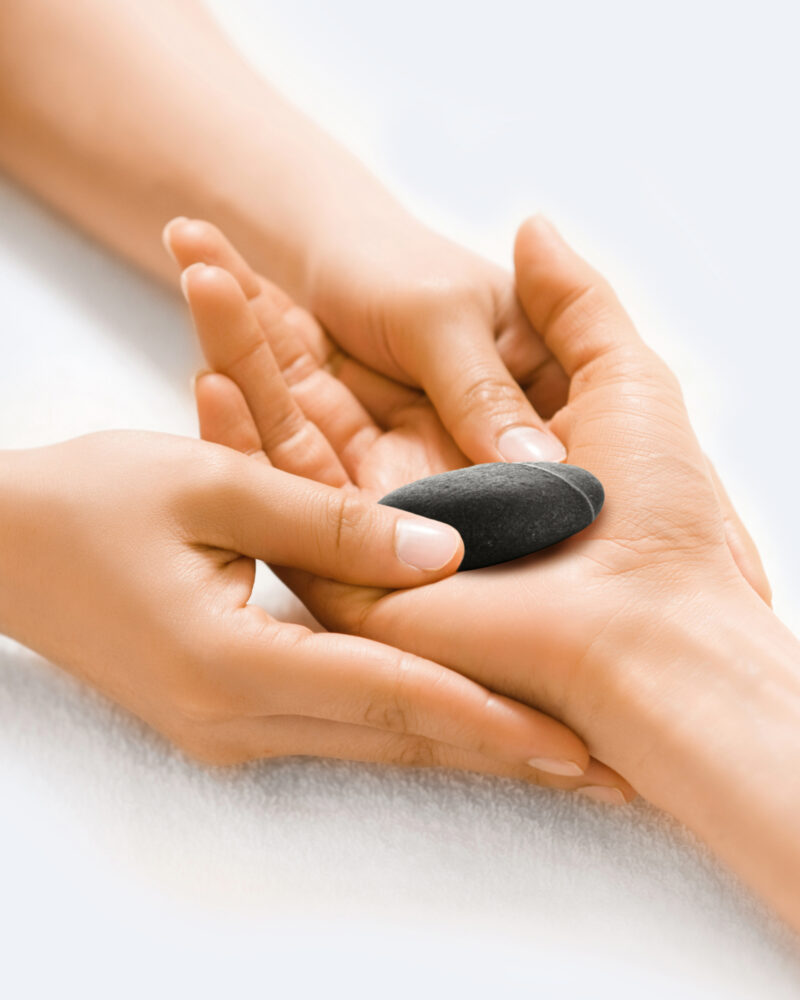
1, 1, 799, 996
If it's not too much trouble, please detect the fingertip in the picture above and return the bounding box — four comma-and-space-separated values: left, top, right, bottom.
180, 261, 206, 301
528, 756, 585, 777
162, 219, 263, 300
576, 786, 630, 806
488, 693, 590, 773
514, 214, 543, 258
514, 214, 565, 273
581, 759, 637, 802
181, 262, 241, 306
394, 515, 464, 576
162, 216, 188, 261
192, 369, 224, 404
194, 370, 230, 442
194, 371, 263, 455
165, 217, 220, 270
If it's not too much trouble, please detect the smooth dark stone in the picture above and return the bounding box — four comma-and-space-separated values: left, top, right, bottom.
379, 462, 604, 571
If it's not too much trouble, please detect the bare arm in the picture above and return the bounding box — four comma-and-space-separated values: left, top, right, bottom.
0, 0, 398, 293
0, 0, 577, 465
606, 596, 800, 933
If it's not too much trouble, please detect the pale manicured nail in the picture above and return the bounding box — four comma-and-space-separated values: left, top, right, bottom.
161, 216, 188, 262
395, 518, 462, 571
527, 757, 584, 777
497, 426, 566, 463
577, 786, 627, 806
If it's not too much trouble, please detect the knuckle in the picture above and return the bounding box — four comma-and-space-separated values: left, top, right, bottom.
260, 403, 307, 453
457, 370, 525, 421
362, 697, 409, 734
544, 279, 605, 334
392, 736, 438, 769
362, 653, 417, 732
324, 491, 370, 557
572, 344, 676, 396
461, 693, 498, 759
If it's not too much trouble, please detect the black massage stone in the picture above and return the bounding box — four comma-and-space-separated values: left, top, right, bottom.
379, 462, 604, 571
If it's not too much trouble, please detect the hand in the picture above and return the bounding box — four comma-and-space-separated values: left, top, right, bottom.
164, 214, 569, 470
0, 430, 614, 784
287, 216, 775, 781
175, 217, 771, 804
204, 218, 800, 931
168, 233, 634, 799
164, 217, 766, 600
165, 217, 470, 497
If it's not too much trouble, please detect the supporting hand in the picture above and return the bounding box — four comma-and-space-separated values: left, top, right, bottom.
0, 430, 619, 785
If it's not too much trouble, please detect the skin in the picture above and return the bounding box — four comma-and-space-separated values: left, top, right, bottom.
0, 0, 567, 466
0, 430, 630, 792
171, 216, 800, 931
2, 0, 796, 923
0, 0, 640, 797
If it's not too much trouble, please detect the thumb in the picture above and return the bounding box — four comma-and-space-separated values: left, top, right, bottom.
196, 455, 465, 587
513, 215, 646, 384
406, 310, 567, 466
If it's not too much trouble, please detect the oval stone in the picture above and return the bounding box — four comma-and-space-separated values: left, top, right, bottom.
379, 462, 604, 571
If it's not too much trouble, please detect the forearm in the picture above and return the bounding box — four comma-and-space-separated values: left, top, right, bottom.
0, 0, 405, 296
595, 584, 800, 931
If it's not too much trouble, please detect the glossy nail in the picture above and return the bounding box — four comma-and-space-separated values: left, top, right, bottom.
577, 786, 628, 806
395, 518, 462, 571
528, 757, 584, 777
497, 426, 566, 463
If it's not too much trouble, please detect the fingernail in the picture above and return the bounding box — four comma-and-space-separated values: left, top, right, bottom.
576, 786, 627, 806
527, 757, 584, 777
162, 216, 188, 262
395, 518, 462, 571
497, 426, 566, 463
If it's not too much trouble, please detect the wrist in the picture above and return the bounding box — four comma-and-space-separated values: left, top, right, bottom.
586, 578, 800, 924
199, 81, 410, 306
589, 580, 799, 798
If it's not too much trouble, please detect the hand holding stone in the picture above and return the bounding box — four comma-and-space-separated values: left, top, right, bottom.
170, 218, 634, 798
